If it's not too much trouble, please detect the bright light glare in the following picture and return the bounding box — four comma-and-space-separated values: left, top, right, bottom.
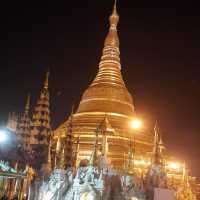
168, 162, 181, 170
131, 119, 142, 130
0, 130, 8, 143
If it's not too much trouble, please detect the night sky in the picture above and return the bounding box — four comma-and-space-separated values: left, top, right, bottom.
0, 0, 200, 176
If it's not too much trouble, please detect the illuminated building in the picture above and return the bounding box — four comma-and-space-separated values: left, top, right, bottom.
16, 94, 31, 152
2, 1, 200, 200
30, 71, 51, 171
54, 0, 153, 168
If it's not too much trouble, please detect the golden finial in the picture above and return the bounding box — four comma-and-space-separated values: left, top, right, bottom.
113, 0, 117, 15
25, 93, 31, 113
104, 0, 119, 47
154, 120, 158, 133
109, 0, 119, 29
44, 70, 49, 90
153, 120, 161, 164
154, 121, 158, 146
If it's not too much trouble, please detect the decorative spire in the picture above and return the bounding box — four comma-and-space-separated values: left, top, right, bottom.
25, 93, 31, 114
153, 121, 163, 165
55, 136, 61, 168
44, 70, 49, 90
104, 0, 119, 47
77, 0, 134, 115
30, 71, 51, 170
16, 95, 31, 152
89, 126, 99, 166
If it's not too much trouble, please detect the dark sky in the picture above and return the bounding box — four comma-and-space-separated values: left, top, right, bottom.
0, 0, 200, 176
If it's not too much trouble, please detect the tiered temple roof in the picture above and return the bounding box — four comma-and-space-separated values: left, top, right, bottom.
30, 71, 51, 170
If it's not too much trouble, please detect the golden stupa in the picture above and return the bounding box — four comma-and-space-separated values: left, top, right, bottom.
54, 2, 153, 167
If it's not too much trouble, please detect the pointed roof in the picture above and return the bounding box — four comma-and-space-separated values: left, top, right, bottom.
77, 0, 134, 116
31, 71, 51, 131
104, 0, 119, 48
44, 70, 49, 90
25, 93, 31, 114
153, 121, 162, 165
30, 71, 51, 170
16, 94, 31, 152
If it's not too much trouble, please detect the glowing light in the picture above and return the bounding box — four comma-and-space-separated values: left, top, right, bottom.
134, 160, 140, 165
134, 159, 149, 166
0, 130, 8, 143
140, 160, 146, 165
130, 119, 142, 130
168, 162, 181, 170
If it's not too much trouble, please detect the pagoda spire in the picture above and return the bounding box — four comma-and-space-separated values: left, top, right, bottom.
77, 0, 134, 115
152, 121, 164, 165
16, 94, 31, 152
104, 0, 119, 47
89, 126, 99, 166
153, 121, 159, 164
91, 0, 122, 87
44, 70, 49, 90
25, 93, 31, 114
30, 71, 51, 170
54, 136, 61, 168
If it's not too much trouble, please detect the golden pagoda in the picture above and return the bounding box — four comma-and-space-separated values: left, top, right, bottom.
54, 1, 154, 167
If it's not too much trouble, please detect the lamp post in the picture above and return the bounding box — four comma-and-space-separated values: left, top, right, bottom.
129, 119, 142, 170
